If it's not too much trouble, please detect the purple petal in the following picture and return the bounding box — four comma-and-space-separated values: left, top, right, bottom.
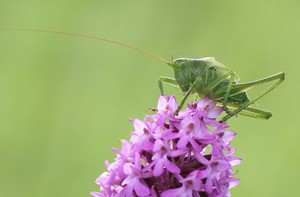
196, 96, 210, 109
164, 132, 180, 139
124, 185, 134, 197
207, 107, 223, 118
222, 131, 236, 144
142, 141, 154, 151
205, 176, 214, 193
177, 134, 189, 149
215, 160, 230, 172
168, 96, 178, 111
153, 159, 164, 177
198, 168, 211, 179
229, 178, 240, 189
161, 187, 184, 197
153, 139, 164, 152
133, 119, 148, 135
123, 163, 134, 175
134, 180, 150, 196
229, 157, 242, 166
189, 138, 202, 152
181, 115, 194, 128
170, 148, 189, 157
157, 96, 168, 111
165, 159, 180, 174
90, 192, 104, 197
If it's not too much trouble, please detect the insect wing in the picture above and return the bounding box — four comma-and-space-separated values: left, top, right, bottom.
212, 60, 240, 81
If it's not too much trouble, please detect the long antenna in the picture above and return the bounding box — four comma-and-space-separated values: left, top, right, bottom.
3, 28, 170, 64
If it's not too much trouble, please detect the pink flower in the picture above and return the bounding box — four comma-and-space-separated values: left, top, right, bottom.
121, 153, 150, 197
91, 96, 241, 196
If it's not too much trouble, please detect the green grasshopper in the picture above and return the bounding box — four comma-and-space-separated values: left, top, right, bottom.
4, 28, 285, 121
162, 57, 284, 121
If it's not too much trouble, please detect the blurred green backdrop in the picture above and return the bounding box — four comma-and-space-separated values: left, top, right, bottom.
0, 0, 298, 196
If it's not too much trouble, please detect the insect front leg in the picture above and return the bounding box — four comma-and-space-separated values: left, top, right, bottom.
222, 72, 285, 121
158, 76, 178, 96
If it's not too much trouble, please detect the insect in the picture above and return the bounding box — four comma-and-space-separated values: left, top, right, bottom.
163, 58, 284, 121
3, 28, 285, 122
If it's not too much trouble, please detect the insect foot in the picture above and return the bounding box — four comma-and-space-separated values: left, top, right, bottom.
173, 109, 180, 116
91, 96, 241, 197
147, 107, 158, 112
217, 103, 238, 123
221, 111, 239, 122
222, 105, 232, 114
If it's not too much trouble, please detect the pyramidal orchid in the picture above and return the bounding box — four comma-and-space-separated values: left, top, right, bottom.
91, 96, 241, 197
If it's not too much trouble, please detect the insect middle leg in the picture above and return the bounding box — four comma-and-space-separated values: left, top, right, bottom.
221, 71, 235, 115
205, 70, 236, 115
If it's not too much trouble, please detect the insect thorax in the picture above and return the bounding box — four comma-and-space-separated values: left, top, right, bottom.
171, 57, 227, 96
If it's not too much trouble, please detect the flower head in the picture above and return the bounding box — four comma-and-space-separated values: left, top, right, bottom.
91, 96, 241, 197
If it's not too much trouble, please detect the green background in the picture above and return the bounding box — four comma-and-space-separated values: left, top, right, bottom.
0, 1, 298, 196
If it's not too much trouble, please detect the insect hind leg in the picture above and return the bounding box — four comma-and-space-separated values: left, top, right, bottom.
222, 72, 285, 121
